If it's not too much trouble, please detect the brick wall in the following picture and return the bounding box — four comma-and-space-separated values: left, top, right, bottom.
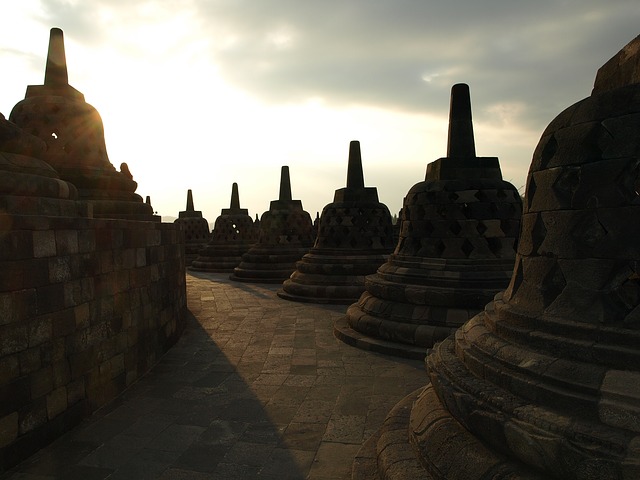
0, 215, 186, 470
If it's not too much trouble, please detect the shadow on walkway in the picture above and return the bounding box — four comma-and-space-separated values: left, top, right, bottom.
1, 272, 427, 479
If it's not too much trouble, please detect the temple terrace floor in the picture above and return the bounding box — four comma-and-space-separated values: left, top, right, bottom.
0, 271, 426, 480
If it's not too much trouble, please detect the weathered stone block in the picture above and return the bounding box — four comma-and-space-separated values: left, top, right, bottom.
66, 378, 85, 406
18, 397, 47, 435
32, 230, 56, 258
48, 256, 71, 283
29, 367, 53, 399
18, 348, 41, 376
36, 283, 65, 315
55, 230, 78, 255
46, 386, 67, 420
0, 322, 28, 355
0, 412, 18, 448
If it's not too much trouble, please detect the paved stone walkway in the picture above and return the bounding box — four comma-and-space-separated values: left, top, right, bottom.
1, 272, 427, 480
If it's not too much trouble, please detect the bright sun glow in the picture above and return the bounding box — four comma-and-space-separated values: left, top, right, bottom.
0, 1, 545, 223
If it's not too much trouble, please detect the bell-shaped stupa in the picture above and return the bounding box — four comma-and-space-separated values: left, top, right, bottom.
0, 112, 80, 217
190, 183, 257, 272
278, 141, 394, 304
9, 28, 156, 221
335, 84, 522, 358
359, 34, 640, 480
230, 166, 314, 283
174, 189, 210, 265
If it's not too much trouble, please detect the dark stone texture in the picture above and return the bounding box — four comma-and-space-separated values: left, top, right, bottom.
338, 84, 521, 356
364, 33, 640, 480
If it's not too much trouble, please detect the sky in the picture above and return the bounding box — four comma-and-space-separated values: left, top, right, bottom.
0, 1, 639, 222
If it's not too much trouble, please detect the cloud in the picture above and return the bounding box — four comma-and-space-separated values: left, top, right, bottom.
186, 0, 640, 129
32, 0, 640, 133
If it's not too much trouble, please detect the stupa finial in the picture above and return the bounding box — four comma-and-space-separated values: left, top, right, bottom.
346, 140, 365, 189
186, 189, 195, 211
230, 182, 240, 209
446, 83, 476, 158
279, 166, 292, 201
44, 28, 69, 87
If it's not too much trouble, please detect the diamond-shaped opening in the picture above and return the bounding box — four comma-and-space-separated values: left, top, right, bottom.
476, 222, 487, 235
541, 262, 567, 308
539, 134, 558, 170
526, 175, 537, 211
461, 239, 474, 257
448, 192, 459, 202
449, 221, 462, 235
424, 221, 434, 237
474, 190, 487, 202
531, 214, 546, 255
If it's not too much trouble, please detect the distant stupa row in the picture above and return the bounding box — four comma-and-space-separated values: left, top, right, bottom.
191, 182, 257, 272
230, 166, 315, 283
180, 84, 521, 340
278, 141, 395, 303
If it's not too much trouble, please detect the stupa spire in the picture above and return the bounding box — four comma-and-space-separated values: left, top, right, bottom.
446, 83, 476, 158
346, 140, 365, 189
230, 182, 240, 209
44, 28, 69, 87
186, 189, 195, 211
279, 166, 292, 201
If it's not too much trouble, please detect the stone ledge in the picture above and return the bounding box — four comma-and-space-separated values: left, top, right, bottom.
333, 316, 428, 360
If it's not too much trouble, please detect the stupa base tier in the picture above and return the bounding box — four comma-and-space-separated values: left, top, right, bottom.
343, 297, 465, 351
294, 251, 390, 275
277, 282, 365, 304
365, 275, 509, 309
230, 246, 310, 283
278, 252, 391, 303
333, 316, 428, 359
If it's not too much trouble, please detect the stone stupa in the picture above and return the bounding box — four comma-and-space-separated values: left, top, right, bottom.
174, 189, 210, 265
190, 182, 257, 272
9, 28, 156, 221
230, 166, 314, 283
278, 141, 394, 304
357, 33, 640, 480
335, 84, 522, 358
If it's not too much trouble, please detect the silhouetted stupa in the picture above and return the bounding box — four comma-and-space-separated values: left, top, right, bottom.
190, 183, 257, 272
278, 141, 394, 304
174, 189, 210, 265
335, 84, 522, 358
9, 28, 156, 221
230, 166, 314, 283
358, 34, 640, 480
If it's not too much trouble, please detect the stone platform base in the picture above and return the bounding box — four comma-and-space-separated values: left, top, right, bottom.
333, 316, 428, 360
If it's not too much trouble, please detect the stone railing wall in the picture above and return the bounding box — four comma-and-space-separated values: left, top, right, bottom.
0, 215, 186, 470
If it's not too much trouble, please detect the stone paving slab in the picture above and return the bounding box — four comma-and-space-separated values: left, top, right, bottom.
1, 272, 427, 480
